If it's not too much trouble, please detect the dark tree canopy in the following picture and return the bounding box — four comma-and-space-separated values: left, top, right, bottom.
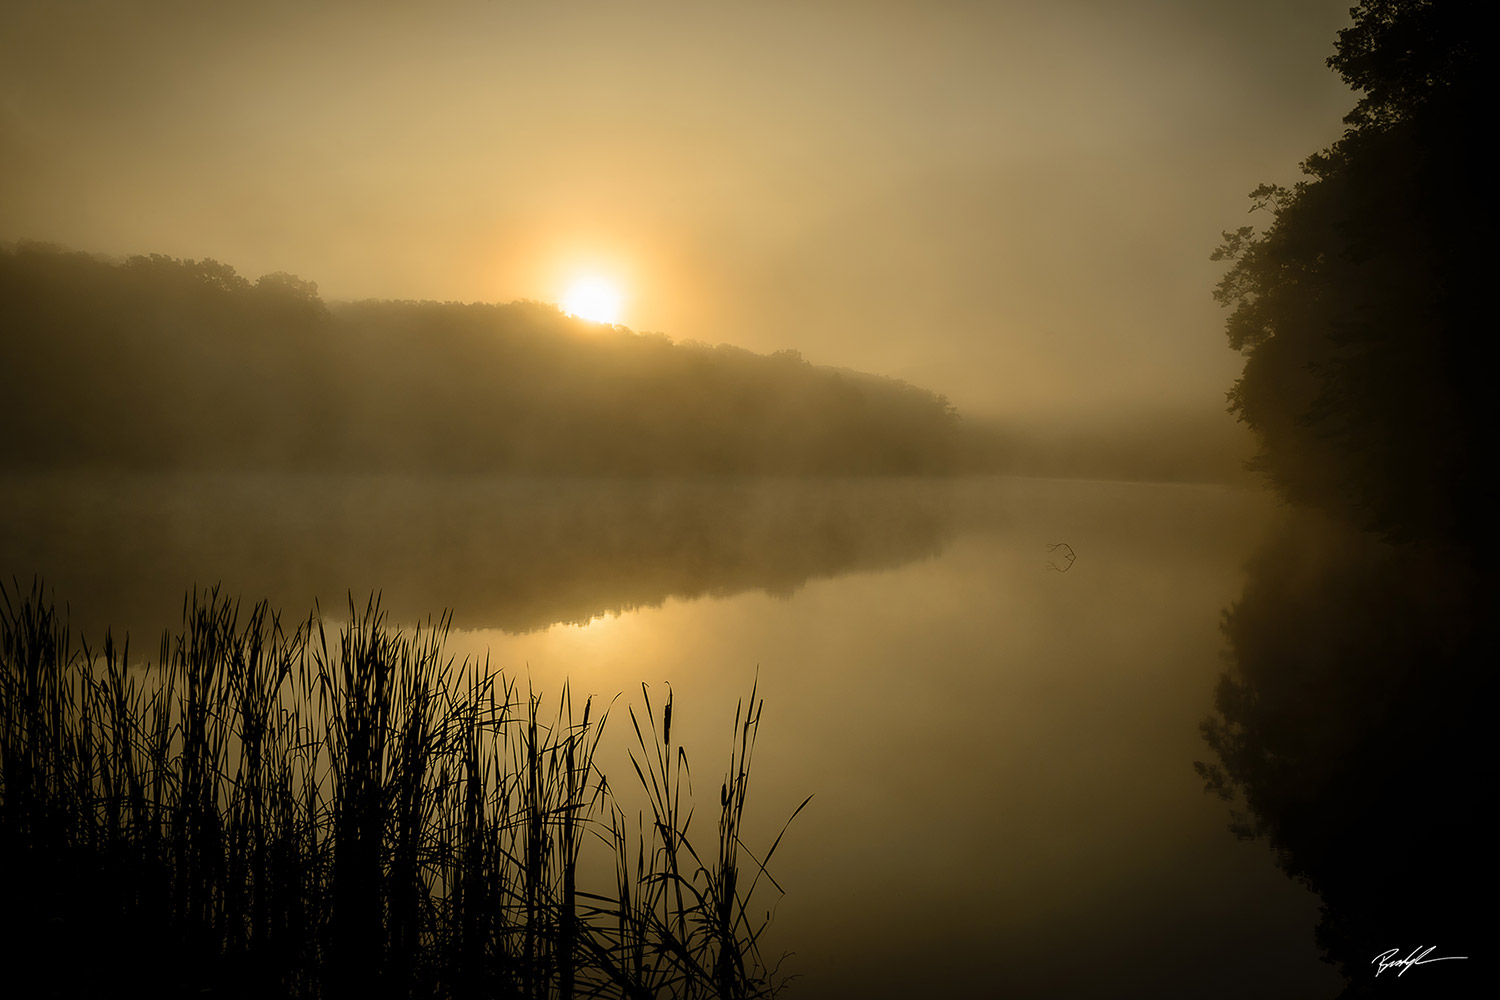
1329, 0, 1485, 129
1201, 4, 1495, 993
1213, 0, 1492, 545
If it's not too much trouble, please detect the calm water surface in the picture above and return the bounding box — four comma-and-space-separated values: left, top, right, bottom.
1, 474, 1341, 998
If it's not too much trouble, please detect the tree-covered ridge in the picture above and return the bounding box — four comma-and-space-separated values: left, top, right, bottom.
1, 244, 972, 475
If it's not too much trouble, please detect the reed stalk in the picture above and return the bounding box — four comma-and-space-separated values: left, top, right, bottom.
0, 579, 804, 999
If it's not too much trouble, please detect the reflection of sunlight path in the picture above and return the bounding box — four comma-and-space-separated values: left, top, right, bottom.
451, 603, 653, 687
439, 483, 1330, 999
509, 608, 638, 671
447, 593, 800, 956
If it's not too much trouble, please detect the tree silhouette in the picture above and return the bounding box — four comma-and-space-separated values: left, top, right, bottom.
1212, 0, 1491, 546
0, 243, 974, 477
1201, 3, 1494, 993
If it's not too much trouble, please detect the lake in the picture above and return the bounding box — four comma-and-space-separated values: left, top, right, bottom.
0, 473, 1341, 998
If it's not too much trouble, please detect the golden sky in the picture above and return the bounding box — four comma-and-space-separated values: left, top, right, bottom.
0, 0, 1353, 420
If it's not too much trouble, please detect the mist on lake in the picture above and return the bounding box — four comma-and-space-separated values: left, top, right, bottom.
3, 1, 1492, 997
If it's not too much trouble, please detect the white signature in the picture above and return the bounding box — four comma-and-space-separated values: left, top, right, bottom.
1373, 946, 1468, 977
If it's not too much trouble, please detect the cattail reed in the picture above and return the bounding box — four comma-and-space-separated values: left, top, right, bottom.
0, 579, 804, 999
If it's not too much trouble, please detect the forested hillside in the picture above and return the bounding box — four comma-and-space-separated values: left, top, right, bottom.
1, 245, 978, 475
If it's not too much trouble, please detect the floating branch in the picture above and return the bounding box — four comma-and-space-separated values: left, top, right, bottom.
1046, 542, 1076, 573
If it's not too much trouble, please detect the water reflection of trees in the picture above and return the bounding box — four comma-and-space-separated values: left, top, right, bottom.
1199, 3, 1491, 992
1198, 513, 1489, 993
0, 476, 955, 638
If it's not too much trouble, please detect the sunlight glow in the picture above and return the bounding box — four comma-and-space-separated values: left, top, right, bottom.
562, 276, 624, 324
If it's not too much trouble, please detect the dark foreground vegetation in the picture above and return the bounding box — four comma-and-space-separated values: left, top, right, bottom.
0, 244, 986, 476
0, 580, 807, 999
1199, 2, 1493, 994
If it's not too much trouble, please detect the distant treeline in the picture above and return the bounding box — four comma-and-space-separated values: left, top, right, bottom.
1, 245, 988, 475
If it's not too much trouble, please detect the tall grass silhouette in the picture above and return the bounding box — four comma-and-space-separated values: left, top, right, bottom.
0, 579, 807, 999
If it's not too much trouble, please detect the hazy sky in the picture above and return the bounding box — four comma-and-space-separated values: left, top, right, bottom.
1, 0, 1354, 420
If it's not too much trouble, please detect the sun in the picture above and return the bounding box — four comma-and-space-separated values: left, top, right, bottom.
562, 276, 623, 325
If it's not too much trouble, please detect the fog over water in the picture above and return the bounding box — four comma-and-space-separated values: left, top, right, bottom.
1, 472, 1340, 997
3, 1, 1490, 995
